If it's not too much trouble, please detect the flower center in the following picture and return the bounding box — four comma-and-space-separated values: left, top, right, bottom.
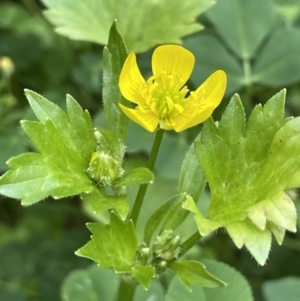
141, 72, 189, 120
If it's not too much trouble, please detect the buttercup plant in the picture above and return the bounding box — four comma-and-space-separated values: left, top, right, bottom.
0, 19, 300, 301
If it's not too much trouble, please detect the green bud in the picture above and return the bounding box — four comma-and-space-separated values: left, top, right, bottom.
87, 150, 124, 185
86, 128, 125, 186
151, 258, 168, 274
136, 244, 151, 266
151, 229, 181, 261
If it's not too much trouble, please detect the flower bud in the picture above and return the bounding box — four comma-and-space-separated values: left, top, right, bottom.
151, 258, 168, 274
87, 128, 125, 186
136, 243, 151, 266
152, 229, 181, 261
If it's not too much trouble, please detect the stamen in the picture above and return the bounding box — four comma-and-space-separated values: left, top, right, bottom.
161, 107, 167, 117
146, 95, 152, 105
174, 104, 184, 113
150, 102, 157, 113
158, 100, 165, 113
144, 73, 192, 127
166, 96, 174, 112
149, 82, 158, 94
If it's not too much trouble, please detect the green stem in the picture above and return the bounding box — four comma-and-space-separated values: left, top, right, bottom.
178, 231, 202, 258
116, 276, 137, 301
129, 129, 164, 225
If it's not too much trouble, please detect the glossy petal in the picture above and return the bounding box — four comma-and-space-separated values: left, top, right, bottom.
119, 53, 147, 104
119, 104, 159, 132
172, 106, 214, 132
172, 70, 227, 132
119, 45, 227, 133
152, 45, 195, 90
191, 70, 227, 110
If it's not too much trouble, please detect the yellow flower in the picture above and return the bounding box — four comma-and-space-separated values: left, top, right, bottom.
118, 45, 227, 132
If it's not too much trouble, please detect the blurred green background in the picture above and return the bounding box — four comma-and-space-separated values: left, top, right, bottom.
1, 0, 300, 300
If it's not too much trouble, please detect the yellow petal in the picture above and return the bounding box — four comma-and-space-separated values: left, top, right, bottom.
191, 70, 227, 110
173, 106, 214, 132
172, 70, 227, 132
119, 53, 146, 104
119, 104, 159, 132
152, 45, 195, 90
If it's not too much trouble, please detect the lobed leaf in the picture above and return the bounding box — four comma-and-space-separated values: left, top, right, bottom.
76, 213, 137, 273
0, 90, 95, 205
42, 0, 214, 53
131, 265, 155, 290
186, 90, 299, 265
81, 187, 129, 221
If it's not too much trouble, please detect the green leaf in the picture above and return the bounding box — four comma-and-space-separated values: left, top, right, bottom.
188, 90, 299, 265
159, 193, 190, 234
262, 277, 300, 301
133, 280, 164, 301
247, 191, 297, 234
165, 277, 206, 301
42, 0, 214, 53
178, 133, 206, 202
168, 260, 226, 290
196, 91, 289, 224
244, 89, 285, 163
227, 220, 272, 266
185, 0, 300, 94
183, 195, 220, 236
0, 90, 95, 205
184, 34, 244, 96
253, 28, 300, 86
196, 94, 246, 194
102, 21, 128, 142
115, 167, 154, 187
61, 264, 164, 301
143, 193, 186, 244
165, 260, 253, 301
81, 187, 129, 221
130, 265, 155, 290
200, 259, 253, 301
61, 265, 120, 301
257, 112, 300, 191
76, 213, 137, 273
205, 0, 277, 60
